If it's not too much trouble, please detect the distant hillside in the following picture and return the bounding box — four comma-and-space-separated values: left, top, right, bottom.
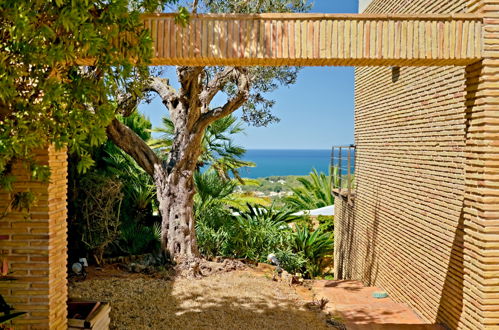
238, 176, 305, 199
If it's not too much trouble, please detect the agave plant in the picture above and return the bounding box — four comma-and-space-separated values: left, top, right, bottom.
285, 169, 335, 211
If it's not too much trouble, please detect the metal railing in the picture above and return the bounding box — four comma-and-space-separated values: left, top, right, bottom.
330, 145, 356, 198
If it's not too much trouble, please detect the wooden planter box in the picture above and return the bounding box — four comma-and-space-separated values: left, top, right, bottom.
68, 300, 111, 330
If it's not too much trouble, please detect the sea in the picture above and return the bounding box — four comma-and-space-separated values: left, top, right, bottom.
238, 149, 332, 179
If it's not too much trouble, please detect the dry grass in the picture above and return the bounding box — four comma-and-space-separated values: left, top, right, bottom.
70, 269, 331, 329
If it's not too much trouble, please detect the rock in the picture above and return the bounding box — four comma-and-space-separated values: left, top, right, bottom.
130, 263, 147, 273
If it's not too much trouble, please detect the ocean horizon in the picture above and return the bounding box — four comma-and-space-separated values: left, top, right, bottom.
239, 149, 332, 178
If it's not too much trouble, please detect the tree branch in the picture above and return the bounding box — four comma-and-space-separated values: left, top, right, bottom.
199, 67, 236, 112
145, 77, 176, 104
177, 66, 205, 126
116, 92, 139, 117
116, 76, 176, 117
192, 0, 199, 14
106, 118, 160, 177
197, 68, 250, 128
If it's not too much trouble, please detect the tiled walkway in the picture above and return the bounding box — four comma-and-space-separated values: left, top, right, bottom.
311, 280, 444, 330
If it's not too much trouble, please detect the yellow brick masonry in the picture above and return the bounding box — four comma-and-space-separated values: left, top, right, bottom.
79, 13, 484, 67
465, 0, 499, 327
0, 146, 67, 329
333, 0, 499, 329
1, 4, 496, 330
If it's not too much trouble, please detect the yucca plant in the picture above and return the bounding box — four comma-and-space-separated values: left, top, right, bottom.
292, 225, 334, 277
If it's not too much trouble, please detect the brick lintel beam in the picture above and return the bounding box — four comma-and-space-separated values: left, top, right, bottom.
135, 13, 483, 67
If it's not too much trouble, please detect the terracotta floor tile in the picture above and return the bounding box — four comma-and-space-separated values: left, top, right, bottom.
311, 280, 443, 329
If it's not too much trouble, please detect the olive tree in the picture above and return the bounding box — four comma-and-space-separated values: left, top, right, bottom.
108, 0, 311, 262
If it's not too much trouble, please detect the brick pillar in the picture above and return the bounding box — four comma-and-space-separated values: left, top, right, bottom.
0, 145, 68, 329
464, 0, 499, 328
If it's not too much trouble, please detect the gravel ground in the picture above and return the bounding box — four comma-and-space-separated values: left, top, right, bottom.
69, 269, 331, 330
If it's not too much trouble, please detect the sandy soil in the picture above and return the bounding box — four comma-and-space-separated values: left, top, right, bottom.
69, 266, 331, 330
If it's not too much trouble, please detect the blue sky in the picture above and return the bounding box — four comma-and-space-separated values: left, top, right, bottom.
139, 0, 358, 150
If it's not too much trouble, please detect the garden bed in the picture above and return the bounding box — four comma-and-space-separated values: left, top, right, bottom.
69, 265, 331, 329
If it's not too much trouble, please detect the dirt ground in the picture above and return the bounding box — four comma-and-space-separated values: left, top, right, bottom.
69, 264, 331, 330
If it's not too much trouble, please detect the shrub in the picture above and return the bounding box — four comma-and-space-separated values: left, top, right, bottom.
274, 249, 306, 275
291, 225, 334, 277
117, 222, 161, 256
229, 204, 294, 261
196, 206, 232, 258
317, 215, 334, 233
76, 173, 123, 265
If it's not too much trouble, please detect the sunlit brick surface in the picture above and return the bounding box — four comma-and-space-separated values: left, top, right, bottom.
0, 146, 68, 329
334, 0, 499, 329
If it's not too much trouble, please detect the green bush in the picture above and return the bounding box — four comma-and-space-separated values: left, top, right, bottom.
117, 222, 161, 256
317, 215, 334, 233
196, 206, 232, 258
291, 225, 334, 277
274, 249, 306, 275
229, 204, 295, 261
75, 173, 123, 265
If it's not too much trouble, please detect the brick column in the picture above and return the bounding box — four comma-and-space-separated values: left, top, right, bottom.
0, 146, 68, 329
464, 0, 499, 328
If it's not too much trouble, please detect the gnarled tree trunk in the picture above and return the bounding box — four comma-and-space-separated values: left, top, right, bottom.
154, 130, 204, 258
108, 67, 250, 262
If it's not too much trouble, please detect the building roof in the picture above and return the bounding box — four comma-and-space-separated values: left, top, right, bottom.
292, 205, 335, 217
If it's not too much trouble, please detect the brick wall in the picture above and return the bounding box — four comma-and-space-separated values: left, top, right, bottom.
0, 146, 68, 329
464, 0, 499, 327
333, 0, 499, 329
333, 196, 357, 280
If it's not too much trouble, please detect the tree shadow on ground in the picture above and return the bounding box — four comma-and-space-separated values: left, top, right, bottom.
69, 270, 332, 329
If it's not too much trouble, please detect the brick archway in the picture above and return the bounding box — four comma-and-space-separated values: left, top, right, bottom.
1, 3, 498, 329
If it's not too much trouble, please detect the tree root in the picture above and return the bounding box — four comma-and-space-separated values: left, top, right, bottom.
174, 257, 247, 278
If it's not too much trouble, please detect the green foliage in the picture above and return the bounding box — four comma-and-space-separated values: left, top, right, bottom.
196, 217, 231, 258
69, 113, 159, 259
118, 222, 161, 255
285, 169, 335, 211
150, 115, 255, 179
293, 216, 315, 231
229, 204, 296, 261
317, 215, 334, 233
194, 172, 290, 259
194, 170, 334, 278
10, 191, 37, 213
291, 225, 334, 277
194, 170, 268, 213
274, 248, 306, 275
0, 173, 15, 191
75, 173, 124, 265
0, 0, 180, 175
